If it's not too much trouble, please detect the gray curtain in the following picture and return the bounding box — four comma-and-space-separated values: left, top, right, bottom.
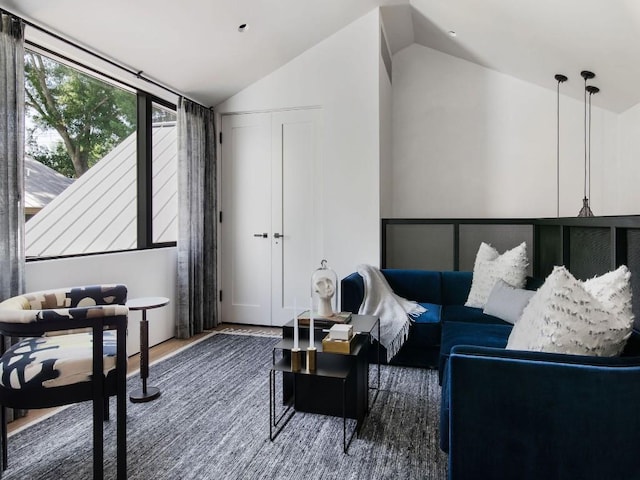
0, 11, 26, 422
176, 98, 218, 338
0, 11, 25, 302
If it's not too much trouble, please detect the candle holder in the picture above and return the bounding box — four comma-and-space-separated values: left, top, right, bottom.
306, 347, 317, 372
291, 348, 302, 372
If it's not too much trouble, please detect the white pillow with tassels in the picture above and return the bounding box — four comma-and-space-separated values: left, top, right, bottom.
506, 265, 634, 356
465, 242, 529, 308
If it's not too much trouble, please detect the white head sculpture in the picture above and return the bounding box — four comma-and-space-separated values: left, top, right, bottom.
311, 259, 337, 317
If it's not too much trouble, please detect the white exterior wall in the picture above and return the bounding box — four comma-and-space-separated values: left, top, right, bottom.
217, 9, 383, 276
26, 247, 177, 356
391, 44, 619, 219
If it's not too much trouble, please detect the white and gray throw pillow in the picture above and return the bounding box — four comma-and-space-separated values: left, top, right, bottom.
506, 265, 634, 356
465, 242, 528, 308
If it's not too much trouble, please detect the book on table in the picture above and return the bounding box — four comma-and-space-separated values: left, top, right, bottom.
296, 310, 351, 327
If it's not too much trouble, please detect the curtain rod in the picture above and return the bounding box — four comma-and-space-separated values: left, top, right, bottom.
1, 7, 211, 110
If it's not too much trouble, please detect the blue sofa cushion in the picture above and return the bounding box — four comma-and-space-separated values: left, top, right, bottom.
438, 321, 513, 382
406, 303, 443, 354
382, 269, 443, 304
413, 302, 441, 324
441, 305, 508, 325
441, 271, 472, 306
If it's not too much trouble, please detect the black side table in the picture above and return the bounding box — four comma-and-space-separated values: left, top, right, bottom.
127, 296, 170, 403
270, 315, 380, 453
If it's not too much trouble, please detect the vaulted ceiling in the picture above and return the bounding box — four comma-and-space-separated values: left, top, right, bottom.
1, 0, 639, 112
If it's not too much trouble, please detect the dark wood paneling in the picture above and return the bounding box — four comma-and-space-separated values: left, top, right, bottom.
568, 227, 611, 280
536, 225, 562, 278
385, 224, 454, 270
458, 224, 533, 275
626, 229, 640, 329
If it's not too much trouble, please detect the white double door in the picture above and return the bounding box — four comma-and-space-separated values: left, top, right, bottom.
221, 109, 322, 326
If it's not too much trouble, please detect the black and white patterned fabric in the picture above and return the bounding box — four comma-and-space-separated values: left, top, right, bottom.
0, 284, 127, 390
0, 332, 118, 389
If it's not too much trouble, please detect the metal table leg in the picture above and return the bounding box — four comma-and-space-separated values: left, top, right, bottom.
269, 368, 295, 441
130, 309, 161, 402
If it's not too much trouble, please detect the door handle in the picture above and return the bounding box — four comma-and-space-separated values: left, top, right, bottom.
253, 233, 268, 238
274, 233, 283, 239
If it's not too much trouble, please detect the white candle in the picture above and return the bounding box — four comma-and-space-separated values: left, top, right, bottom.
309, 297, 314, 347
293, 298, 299, 349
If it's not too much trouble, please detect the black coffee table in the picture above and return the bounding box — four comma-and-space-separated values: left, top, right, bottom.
269, 314, 380, 453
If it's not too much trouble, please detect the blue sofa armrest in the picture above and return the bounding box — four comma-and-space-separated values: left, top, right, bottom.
444, 345, 640, 480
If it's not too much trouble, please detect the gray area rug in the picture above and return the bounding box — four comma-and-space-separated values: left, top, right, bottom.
4, 332, 448, 479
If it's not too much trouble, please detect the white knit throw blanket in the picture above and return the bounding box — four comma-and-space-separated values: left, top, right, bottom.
357, 264, 426, 362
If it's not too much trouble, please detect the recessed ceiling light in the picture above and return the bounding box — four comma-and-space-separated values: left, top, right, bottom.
447, 30, 457, 38
238, 24, 249, 33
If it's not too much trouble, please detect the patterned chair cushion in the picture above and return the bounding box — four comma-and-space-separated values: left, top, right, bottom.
0, 331, 119, 390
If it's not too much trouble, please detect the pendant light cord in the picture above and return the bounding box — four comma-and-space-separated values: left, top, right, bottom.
589, 92, 591, 200
554, 74, 567, 218
557, 80, 560, 217
584, 79, 588, 200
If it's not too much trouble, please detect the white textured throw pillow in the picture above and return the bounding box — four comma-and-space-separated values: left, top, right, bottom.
506, 265, 634, 356
483, 279, 535, 324
464, 242, 528, 308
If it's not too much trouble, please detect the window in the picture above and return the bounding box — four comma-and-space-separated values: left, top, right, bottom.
23, 49, 176, 258
151, 102, 177, 244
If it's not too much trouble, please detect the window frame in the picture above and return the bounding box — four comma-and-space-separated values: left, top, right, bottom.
23, 45, 178, 261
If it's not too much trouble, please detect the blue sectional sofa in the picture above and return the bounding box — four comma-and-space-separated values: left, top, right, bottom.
341, 269, 539, 369
341, 268, 640, 479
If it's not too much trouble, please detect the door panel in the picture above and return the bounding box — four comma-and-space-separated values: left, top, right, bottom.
272, 110, 322, 326
221, 109, 321, 327
221, 113, 272, 325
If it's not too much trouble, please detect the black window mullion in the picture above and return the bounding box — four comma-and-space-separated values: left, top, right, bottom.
136, 93, 153, 248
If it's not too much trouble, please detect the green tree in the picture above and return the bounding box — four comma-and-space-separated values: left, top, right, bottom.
24, 51, 136, 178
27, 140, 76, 178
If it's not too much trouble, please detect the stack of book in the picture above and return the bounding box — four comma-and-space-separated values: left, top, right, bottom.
297, 310, 351, 328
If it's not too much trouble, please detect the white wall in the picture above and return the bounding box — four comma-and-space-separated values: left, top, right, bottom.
615, 102, 640, 215
379, 21, 393, 219
26, 247, 177, 355
217, 9, 383, 276
391, 43, 619, 219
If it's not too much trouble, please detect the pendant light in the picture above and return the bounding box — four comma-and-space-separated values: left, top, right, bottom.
578, 70, 595, 217
554, 74, 567, 217
586, 84, 599, 209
